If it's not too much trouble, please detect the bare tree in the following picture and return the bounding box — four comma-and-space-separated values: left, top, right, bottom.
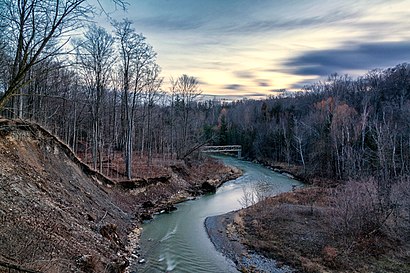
141, 64, 163, 165
293, 117, 306, 173
170, 74, 202, 159
113, 19, 135, 179
74, 24, 115, 171
0, 0, 93, 113
114, 19, 158, 179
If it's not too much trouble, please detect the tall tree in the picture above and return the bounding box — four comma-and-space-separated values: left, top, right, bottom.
170, 74, 202, 159
142, 64, 163, 165
114, 19, 158, 179
74, 24, 115, 171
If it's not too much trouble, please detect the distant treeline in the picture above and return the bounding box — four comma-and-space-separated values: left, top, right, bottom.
208, 63, 410, 181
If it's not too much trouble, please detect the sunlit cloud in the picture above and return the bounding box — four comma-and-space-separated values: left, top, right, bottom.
97, 0, 410, 96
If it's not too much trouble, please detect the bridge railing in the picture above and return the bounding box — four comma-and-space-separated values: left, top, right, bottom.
201, 145, 242, 158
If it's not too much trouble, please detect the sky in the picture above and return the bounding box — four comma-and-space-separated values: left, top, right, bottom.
97, 0, 410, 100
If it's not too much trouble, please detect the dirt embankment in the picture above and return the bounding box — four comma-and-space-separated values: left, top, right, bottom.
0, 119, 241, 273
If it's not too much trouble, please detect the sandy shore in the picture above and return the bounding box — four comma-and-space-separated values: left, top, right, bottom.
205, 211, 294, 273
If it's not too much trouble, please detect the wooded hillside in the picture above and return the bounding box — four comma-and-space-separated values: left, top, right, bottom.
213, 64, 410, 182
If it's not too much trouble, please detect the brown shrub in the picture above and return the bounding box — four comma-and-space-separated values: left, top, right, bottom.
328, 178, 387, 240
389, 176, 410, 241
327, 176, 410, 246
322, 245, 338, 266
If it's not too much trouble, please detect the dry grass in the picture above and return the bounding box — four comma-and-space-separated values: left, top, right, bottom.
77, 151, 175, 180
239, 184, 410, 273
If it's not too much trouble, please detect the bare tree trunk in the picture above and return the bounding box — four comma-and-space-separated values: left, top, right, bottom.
293, 117, 306, 173
92, 118, 98, 170
296, 136, 306, 173
72, 104, 77, 153
125, 117, 133, 179
140, 106, 146, 158
170, 94, 175, 159
18, 92, 23, 119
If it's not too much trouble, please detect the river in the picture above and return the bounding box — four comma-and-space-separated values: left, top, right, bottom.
134, 156, 303, 273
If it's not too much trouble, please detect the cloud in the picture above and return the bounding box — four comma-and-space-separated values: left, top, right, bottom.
285, 41, 410, 77
219, 9, 361, 35
224, 84, 244, 90
130, 0, 259, 33
134, 1, 362, 37
196, 79, 209, 86
233, 70, 255, 79
135, 16, 205, 31
256, 80, 270, 87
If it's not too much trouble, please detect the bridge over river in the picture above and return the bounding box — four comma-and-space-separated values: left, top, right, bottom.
201, 145, 242, 158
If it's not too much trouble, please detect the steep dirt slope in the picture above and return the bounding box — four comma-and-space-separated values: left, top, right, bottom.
0, 120, 132, 272
0, 119, 242, 273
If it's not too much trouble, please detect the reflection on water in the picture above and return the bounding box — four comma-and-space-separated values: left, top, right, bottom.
134, 156, 303, 273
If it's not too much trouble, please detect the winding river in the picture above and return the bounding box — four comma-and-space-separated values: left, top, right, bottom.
134, 156, 303, 273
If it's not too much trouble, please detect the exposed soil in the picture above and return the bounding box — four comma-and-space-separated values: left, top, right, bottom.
0, 119, 242, 273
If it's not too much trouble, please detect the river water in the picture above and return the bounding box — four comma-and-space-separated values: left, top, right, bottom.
134, 156, 303, 273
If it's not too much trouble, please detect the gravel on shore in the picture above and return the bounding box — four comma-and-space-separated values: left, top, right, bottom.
205, 211, 294, 273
